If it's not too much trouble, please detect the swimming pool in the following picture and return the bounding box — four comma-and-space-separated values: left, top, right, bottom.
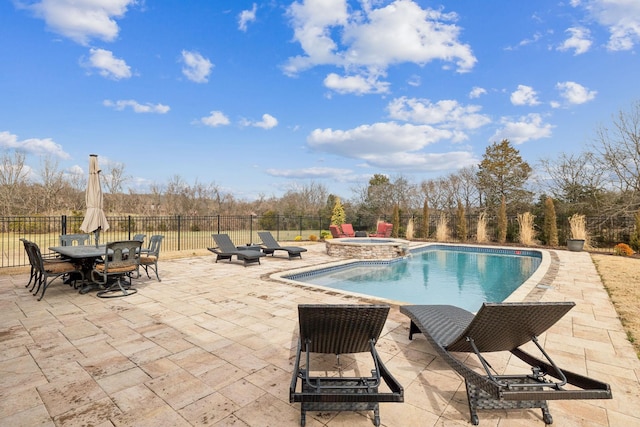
284, 245, 543, 312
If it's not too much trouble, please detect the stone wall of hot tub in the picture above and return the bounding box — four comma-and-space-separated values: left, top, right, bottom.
325, 238, 409, 259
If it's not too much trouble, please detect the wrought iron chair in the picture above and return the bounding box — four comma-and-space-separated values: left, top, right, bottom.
132, 233, 146, 244
27, 240, 85, 301
20, 238, 39, 291
139, 235, 164, 281
92, 240, 142, 298
59, 233, 91, 246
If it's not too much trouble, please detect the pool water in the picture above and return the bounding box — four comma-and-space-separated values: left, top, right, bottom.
289, 246, 541, 312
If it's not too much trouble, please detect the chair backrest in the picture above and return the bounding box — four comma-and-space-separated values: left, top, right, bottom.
298, 304, 390, 354
258, 231, 279, 248
133, 233, 146, 243
146, 235, 164, 256
60, 234, 91, 246
329, 225, 342, 238
383, 223, 393, 237
103, 240, 142, 272
341, 224, 355, 237
212, 234, 237, 253
20, 238, 37, 269
445, 302, 576, 353
26, 240, 48, 273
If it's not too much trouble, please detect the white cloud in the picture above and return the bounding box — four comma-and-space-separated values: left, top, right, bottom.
265, 167, 352, 178
21, 0, 136, 45
491, 113, 553, 144
199, 111, 230, 127
510, 85, 540, 106
306, 121, 477, 171
238, 3, 257, 32
469, 87, 487, 99
181, 50, 213, 83
103, 99, 170, 113
241, 114, 278, 129
558, 27, 592, 55
556, 81, 597, 104
576, 0, 640, 51
323, 73, 389, 95
360, 150, 477, 170
387, 97, 491, 141
407, 75, 421, 87
85, 48, 131, 80
284, 0, 476, 94
0, 131, 70, 159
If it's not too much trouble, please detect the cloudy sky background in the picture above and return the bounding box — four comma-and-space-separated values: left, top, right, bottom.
1, 0, 639, 200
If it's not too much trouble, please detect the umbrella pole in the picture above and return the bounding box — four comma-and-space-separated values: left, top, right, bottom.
95, 228, 100, 247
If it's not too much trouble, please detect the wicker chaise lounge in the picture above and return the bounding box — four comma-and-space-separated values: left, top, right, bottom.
257, 231, 307, 259
290, 304, 404, 426
401, 302, 612, 425
208, 234, 265, 266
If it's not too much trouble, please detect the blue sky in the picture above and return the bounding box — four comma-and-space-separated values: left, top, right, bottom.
1, 0, 640, 201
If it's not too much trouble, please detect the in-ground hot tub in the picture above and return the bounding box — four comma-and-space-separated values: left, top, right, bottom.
325, 237, 410, 259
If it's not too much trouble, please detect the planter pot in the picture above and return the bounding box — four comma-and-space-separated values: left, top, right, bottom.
567, 239, 585, 252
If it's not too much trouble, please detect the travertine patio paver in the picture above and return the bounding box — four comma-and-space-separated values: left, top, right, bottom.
0, 243, 638, 426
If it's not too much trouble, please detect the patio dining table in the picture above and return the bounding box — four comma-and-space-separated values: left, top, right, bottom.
49, 245, 108, 294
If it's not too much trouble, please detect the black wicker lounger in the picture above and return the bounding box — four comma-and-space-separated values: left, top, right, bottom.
207, 234, 265, 266
401, 302, 612, 425
290, 304, 404, 426
257, 231, 307, 259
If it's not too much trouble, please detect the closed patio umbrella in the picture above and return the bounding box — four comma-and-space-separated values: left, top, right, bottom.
80, 154, 109, 246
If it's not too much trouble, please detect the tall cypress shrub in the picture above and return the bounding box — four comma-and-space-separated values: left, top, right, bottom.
543, 197, 559, 246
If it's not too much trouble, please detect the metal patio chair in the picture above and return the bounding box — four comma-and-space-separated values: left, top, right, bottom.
139, 235, 164, 281
92, 240, 142, 298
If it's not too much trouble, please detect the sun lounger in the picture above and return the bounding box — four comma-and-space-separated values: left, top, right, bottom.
369, 222, 392, 237
329, 224, 346, 238
208, 234, 265, 266
340, 223, 355, 237
290, 304, 403, 426
401, 302, 612, 425
257, 231, 307, 259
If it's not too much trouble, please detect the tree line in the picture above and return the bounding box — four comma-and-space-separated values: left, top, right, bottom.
2, 101, 640, 240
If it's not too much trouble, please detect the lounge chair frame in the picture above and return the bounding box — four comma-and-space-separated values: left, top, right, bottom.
257, 231, 307, 260
290, 304, 403, 426
208, 234, 265, 266
401, 302, 612, 425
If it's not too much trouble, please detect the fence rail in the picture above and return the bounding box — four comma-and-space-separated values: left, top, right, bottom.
2, 213, 633, 269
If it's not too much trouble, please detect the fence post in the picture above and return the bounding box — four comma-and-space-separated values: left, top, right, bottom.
61, 215, 67, 235
128, 215, 132, 239
299, 216, 303, 238
276, 215, 280, 240
177, 215, 181, 251
249, 215, 253, 244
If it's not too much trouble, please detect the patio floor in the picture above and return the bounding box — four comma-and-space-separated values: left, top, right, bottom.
1, 242, 638, 426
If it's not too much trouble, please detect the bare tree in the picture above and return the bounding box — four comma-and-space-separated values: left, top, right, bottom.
590, 100, 640, 214
0, 151, 30, 215
35, 156, 67, 214
538, 152, 606, 215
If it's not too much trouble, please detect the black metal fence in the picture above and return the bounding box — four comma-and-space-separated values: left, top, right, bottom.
2, 213, 634, 269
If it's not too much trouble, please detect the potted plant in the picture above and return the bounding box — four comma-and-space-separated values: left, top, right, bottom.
567, 214, 587, 251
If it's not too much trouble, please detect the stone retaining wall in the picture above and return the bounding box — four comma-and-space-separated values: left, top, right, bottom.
325, 239, 409, 259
